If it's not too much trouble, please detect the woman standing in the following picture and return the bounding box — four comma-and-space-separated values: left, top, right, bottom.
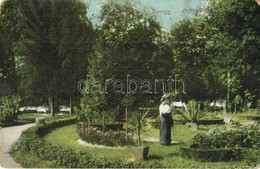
159, 94, 174, 145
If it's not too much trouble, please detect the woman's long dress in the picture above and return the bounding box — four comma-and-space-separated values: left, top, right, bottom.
160, 114, 172, 145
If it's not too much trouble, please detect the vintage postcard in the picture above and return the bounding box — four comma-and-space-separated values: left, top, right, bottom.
0, 0, 259, 168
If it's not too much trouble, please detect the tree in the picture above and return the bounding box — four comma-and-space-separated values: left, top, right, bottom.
169, 0, 260, 110
169, 18, 211, 101
0, 0, 19, 93
15, 0, 94, 115
82, 0, 173, 114
205, 0, 260, 110
80, 1, 174, 139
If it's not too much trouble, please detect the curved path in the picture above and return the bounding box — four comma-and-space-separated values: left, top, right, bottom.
0, 123, 35, 168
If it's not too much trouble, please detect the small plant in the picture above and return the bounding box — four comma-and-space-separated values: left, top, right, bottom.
182, 100, 206, 124
129, 109, 149, 146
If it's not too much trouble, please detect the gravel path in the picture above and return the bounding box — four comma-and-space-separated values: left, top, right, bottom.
0, 123, 35, 168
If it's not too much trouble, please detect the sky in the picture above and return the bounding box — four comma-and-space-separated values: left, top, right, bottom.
86, 0, 207, 30
0, 0, 207, 30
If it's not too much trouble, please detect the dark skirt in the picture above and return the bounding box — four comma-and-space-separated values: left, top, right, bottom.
160, 114, 172, 145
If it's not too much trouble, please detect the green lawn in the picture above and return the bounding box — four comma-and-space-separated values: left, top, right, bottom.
42, 122, 253, 168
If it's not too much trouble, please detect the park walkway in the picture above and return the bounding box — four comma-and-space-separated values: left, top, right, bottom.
0, 123, 34, 168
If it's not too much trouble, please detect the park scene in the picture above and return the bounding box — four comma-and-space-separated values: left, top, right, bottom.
0, 0, 259, 168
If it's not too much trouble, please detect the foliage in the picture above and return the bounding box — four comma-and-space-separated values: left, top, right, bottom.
205, 0, 260, 110
190, 125, 260, 149
0, 95, 21, 124
168, 0, 260, 109
182, 122, 260, 162
78, 125, 135, 147
182, 100, 206, 124
181, 117, 260, 162
0, 0, 19, 91
81, 0, 173, 116
181, 147, 243, 162
129, 109, 150, 146
2, 0, 95, 113
169, 18, 211, 100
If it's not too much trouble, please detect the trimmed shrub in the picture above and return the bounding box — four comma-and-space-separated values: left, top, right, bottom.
180, 147, 243, 162
190, 125, 260, 149
35, 117, 77, 136
181, 124, 260, 162
243, 149, 260, 165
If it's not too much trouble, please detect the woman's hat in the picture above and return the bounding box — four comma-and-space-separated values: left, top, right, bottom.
160, 94, 169, 102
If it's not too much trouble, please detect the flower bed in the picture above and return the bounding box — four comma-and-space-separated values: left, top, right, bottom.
77, 123, 135, 147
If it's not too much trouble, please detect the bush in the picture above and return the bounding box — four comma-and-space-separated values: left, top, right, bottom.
243, 149, 260, 165
180, 147, 243, 162
0, 95, 21, 124
190, 125, 260, 149
181, 124, 260, 162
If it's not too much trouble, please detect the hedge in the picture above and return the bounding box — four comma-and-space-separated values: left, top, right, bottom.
35, 117, 77, 136
180, 147, 260, 163
174, 119, 224, 125
181, 124, 260, 163
180, 147, 243, 162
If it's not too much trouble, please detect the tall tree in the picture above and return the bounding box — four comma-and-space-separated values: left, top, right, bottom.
0, 0, 19, 93
16, 0, 94, 115
82, 1, 173, 114
169, 18, 211, 101
205, 0, 260, 110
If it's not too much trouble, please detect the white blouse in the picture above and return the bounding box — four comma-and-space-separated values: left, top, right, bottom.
159, 103, 172, 116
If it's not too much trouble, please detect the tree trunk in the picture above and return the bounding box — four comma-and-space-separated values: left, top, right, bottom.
125, 106, 128, 140
69, 96, 72, 116
48, 97, 54, 117
102, 111, 106, 134
137, 127, 141, 146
